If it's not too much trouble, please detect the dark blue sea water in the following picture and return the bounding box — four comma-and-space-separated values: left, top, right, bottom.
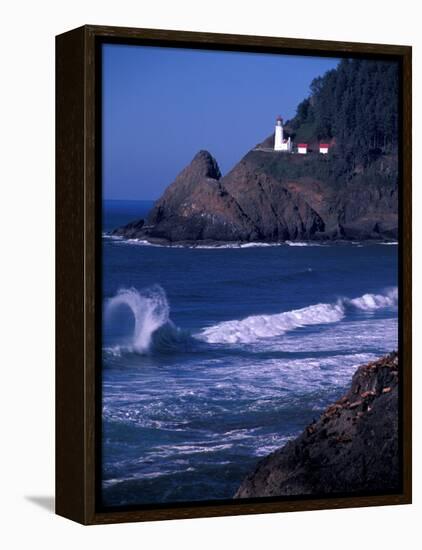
101, 199, 398, 507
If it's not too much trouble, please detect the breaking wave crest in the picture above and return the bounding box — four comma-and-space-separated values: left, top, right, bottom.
104, 286, 398, 352
198, 302, 345, 344
198, 287, 398, 344
347, 287, 398, 310
104, 285, 190, 355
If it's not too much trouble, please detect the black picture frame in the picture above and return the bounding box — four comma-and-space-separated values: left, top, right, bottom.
56, 25, 412, 525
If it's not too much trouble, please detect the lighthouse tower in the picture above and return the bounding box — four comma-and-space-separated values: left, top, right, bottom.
274, 115, 284, 151
274, 116, 292, 152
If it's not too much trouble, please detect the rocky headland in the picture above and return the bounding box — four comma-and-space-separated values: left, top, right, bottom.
111, 59, 398, 245
234, 352, 400, 498
111, 147, 398, 245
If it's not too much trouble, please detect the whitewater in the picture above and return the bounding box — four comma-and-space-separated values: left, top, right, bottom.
105, 285, 398, 353
100, 199, 399, 507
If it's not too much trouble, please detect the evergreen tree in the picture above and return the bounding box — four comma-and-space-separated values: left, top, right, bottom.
290, 58, 399, 168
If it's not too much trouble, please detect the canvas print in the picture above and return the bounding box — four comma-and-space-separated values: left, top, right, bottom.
101, 44, 400, 508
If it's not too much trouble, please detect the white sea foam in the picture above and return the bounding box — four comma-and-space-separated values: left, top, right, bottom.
197, 288, 398, 344
239, 242, 284, 248
285, 241, 324, 247
106, 237, 284, 249
181, 242, 284, 250
348, 287, 398, 310
104, 233, 399, 249
105, 236, 328, 249
198, 302, 345, 344
104, 286, 398, 351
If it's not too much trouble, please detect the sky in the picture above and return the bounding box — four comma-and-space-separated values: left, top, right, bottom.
102, 44, 339, 200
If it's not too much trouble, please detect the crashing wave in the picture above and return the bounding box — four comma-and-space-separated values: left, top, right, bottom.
347, 287, 398, 311
198, 302, 345, 344
103, 286, 398, 352
197, 288, 398, 344
104, 285, 190, 354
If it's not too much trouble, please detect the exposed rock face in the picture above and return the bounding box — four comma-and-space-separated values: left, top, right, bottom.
112, 147, 398, 244
148, 149, 222, 225
112, 150, 258, 243
234, 352, 400, 498
221, 152, 326, 241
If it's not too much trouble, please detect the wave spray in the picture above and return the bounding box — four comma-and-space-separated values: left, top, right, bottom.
105, 285, 170, 354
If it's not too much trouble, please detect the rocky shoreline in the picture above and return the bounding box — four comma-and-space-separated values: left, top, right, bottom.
234, 352, 400, 499
106, 233, 398, 249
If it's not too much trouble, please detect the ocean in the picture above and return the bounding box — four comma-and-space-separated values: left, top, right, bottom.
101, 199, 399, 507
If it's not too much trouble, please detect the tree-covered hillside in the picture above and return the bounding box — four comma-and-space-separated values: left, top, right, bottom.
288, 58, 399, 169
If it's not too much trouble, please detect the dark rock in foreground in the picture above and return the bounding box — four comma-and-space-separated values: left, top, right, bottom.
111, 147, 398, 244
234, 352, 400, 498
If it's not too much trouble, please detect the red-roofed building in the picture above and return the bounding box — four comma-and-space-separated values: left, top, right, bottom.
297, 143, 308, 154
319, 143, 330, 154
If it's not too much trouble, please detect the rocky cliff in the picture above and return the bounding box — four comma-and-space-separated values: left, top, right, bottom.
112, 147, 398, 244
112, 58, 399, 245
234, 352, 400, 498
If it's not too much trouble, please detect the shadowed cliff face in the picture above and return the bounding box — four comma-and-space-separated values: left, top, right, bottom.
234, 352, 400, 498
147, 150, 222, 225
112, 147, 398, 244
221, 151, 326, 241
112, 150, 259, 242
143, 150, 259, 242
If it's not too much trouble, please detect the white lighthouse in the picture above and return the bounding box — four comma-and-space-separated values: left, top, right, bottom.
274, 115, 284, 150
274, 116, 292, 152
